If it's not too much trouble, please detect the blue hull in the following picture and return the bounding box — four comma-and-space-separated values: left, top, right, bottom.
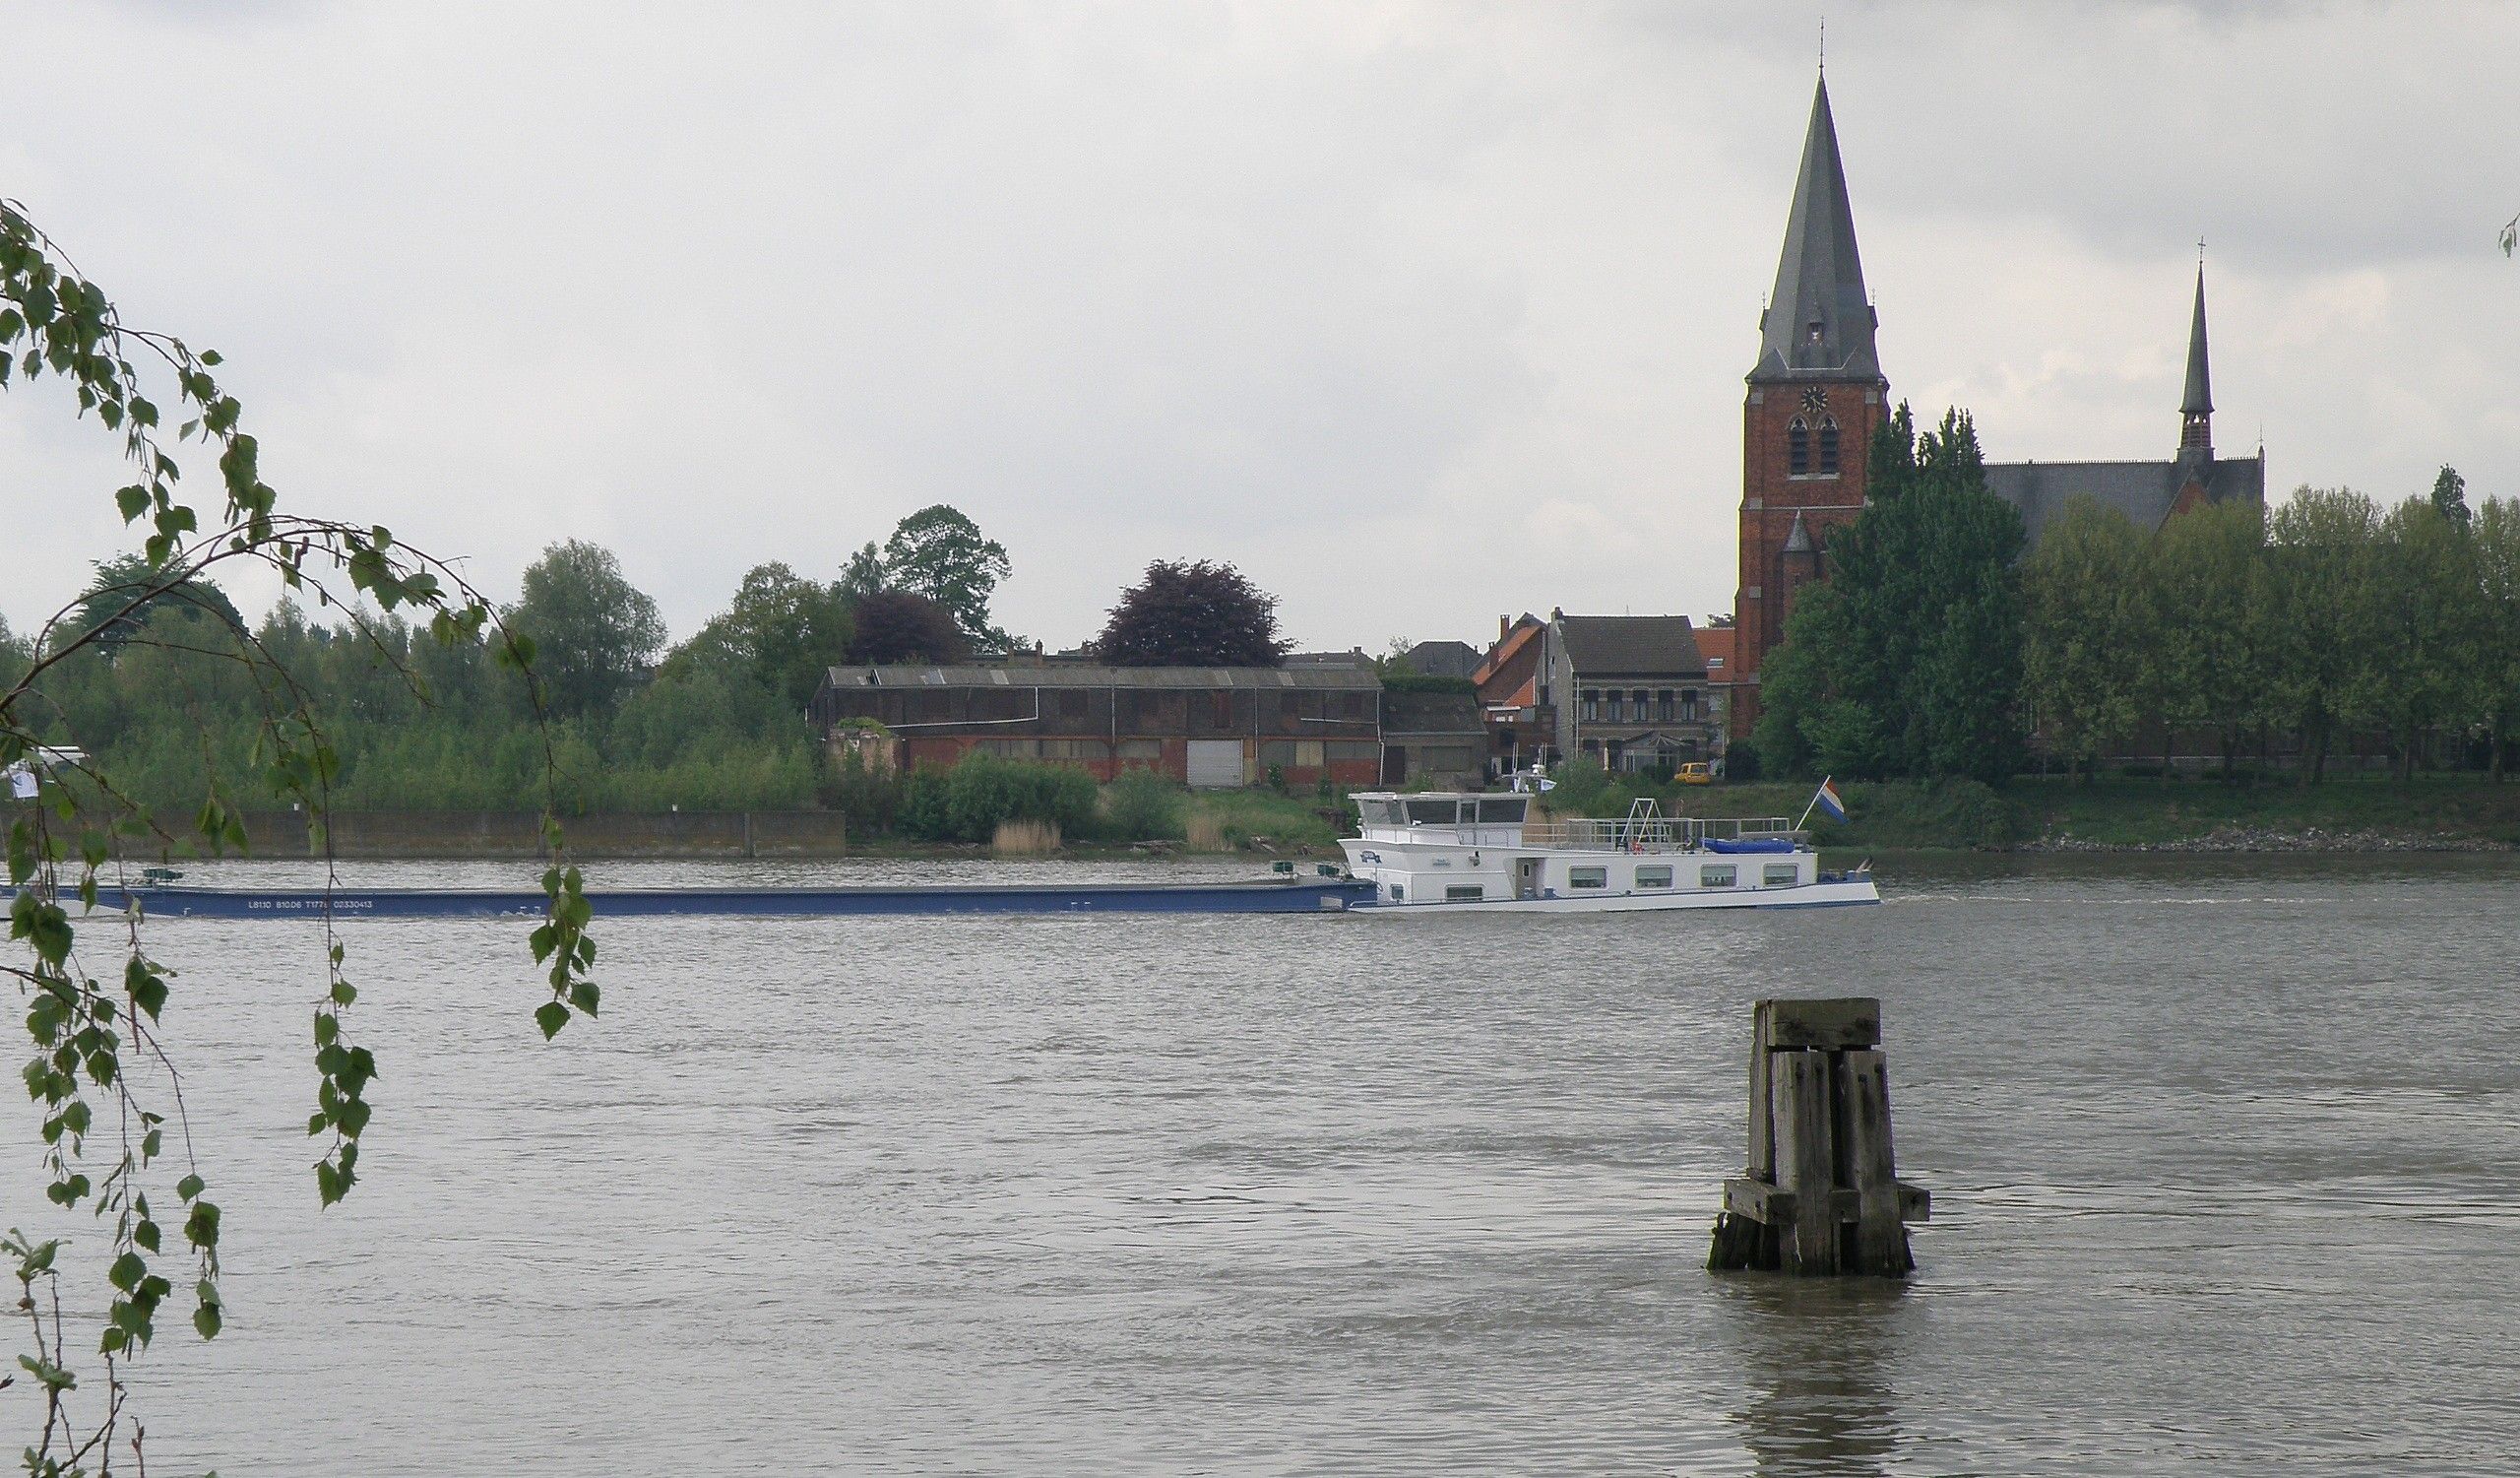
53, 879, 1375, 920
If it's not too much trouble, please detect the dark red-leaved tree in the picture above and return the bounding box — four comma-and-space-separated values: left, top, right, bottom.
847, 589, 968, 665
1094, 559, 1291, 667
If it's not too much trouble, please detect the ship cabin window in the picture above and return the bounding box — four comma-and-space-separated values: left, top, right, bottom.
1387, 883, 1404, 901
1445, 885, 1484, 902
1700, 865, 1737, 888
1635, 865, 1673, 889
1475, 798, 1528, 824
1762, 863, 1800, 887
1357, 799, 1405, 827
1568, 867, 1608, 890
1788, 417, 1811, 476
1405, 799, 1459, 826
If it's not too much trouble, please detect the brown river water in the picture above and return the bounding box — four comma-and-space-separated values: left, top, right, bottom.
7, 853, 2517, 1474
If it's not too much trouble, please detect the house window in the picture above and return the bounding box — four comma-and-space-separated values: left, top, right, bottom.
1657, 689, 1675, 723
1568, 867, 1608, 890
1763, 863, 1800, 887
1788, 417, 1811, 476
1681, 688, 1700, 722
1700, 865, 1737, 888
1636, 866, 1673, 889
1818, 416, 1841, 476
1582, 689, 1601, 722
1446, 885, 1484, 902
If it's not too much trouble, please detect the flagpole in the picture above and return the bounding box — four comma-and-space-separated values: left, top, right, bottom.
1795, 777, 1829, 832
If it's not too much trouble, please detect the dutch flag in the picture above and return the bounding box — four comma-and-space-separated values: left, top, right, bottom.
1811, 777, 1849, 823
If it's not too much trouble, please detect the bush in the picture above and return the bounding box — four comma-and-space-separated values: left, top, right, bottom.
819, 750, 901, 832
937, 752, 1097, 843
1724, 740, 1762, 782
1102, 769, 1185, 842
1546, 755, 1614, 813
898, 764, 953, 840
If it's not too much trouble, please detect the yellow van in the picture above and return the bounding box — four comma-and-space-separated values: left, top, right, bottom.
1676, 762, 1714, 786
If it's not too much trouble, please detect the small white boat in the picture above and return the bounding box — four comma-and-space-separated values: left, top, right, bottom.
1339, 792, 1879, 913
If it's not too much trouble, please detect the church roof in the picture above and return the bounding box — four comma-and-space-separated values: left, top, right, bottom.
2182, 266, 2213, 417
1751, 77, 1880, 383
1983, 454, 2266, 545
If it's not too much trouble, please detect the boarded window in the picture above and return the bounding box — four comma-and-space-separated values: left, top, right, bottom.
1635, 866, 1673, 888
1700, 865, 1737, 888
1419, 746, 1475, 774
1295, 739, 1325, 768
1568, 867, 1607, 890
1327, 741, 1379, 762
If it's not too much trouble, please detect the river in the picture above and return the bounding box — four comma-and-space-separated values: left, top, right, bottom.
8, 854, 2517, 1474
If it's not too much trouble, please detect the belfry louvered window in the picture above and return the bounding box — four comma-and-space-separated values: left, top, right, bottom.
1788, 417, 1811, 476
1817, 416, 1841, 476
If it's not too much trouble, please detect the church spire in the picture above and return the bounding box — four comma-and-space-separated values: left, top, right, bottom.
2180, 263, 2213, 451
1751, 75, 1879, 382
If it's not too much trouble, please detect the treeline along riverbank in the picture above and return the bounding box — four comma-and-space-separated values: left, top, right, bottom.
63, 775, 2520, 861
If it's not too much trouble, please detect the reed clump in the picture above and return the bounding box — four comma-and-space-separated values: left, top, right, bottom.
1183, 813, 1228, 852
990, 819, 1062, 856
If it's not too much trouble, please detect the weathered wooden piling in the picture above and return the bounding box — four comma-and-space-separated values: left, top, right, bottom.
1708, 996, 1928, 1276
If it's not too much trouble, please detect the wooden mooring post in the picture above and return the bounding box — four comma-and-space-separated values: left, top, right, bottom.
1707, 996, 1929, 1276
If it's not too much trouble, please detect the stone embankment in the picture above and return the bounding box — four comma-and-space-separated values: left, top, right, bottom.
2024, 824, 2498, 854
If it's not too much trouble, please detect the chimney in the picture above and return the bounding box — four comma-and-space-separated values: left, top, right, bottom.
1499, 614, 1510, 643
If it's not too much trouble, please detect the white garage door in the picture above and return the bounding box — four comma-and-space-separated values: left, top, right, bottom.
1185, 739, 1245, 790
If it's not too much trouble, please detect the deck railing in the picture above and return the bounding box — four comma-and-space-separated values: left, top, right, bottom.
1518, 815, 1800, 853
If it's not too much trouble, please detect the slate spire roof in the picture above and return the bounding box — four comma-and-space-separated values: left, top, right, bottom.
1752, 76, 1879, 382
2181, 265, 2213, 417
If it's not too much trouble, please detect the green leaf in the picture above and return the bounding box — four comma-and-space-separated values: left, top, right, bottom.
533, 1000, 570, 1040
568, 980, 599, 1017
176, 1173, 205, 1201
194, 1301, 223, 1339
108, 1251, 147, 1292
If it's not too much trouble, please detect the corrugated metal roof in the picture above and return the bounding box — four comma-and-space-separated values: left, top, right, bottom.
825, 664, 1381, 691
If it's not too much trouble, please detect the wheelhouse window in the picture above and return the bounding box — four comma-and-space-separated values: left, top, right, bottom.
1405, 799, 1459, 825
1636, 866, 1673, 889
1818, 416, 1841, 476
1476, 797, 1528, 823
1568, 867, 1608, 890
1788, 417, 1811, 476
1700, 865, 1737, 888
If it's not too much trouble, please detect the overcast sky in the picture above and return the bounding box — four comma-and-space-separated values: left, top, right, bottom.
5, 1, 2517, 655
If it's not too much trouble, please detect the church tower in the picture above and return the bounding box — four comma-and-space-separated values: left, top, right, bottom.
1733, 75, 1888, 739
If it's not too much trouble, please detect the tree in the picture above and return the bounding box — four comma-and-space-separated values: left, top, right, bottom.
847, 589, 968, 665
2256, 487, 2379, 784
3, 196, 599, 1472
508, 540, 666, 718
838, 541, 888, 602
2022, 497, 2150, 779
2431, 465, 2472, 534
1095, 559, 1291, 668
2148, 497, 2267, 777
1756, 405, 2024, 782
68, 551, 246, 655
2357, 497, 2481, 779
2472, 496, 2520, 776
881, 504, 1011, 647
674, 562, 853, 711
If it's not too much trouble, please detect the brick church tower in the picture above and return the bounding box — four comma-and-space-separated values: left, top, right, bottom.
1732, 76, 1887, 738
